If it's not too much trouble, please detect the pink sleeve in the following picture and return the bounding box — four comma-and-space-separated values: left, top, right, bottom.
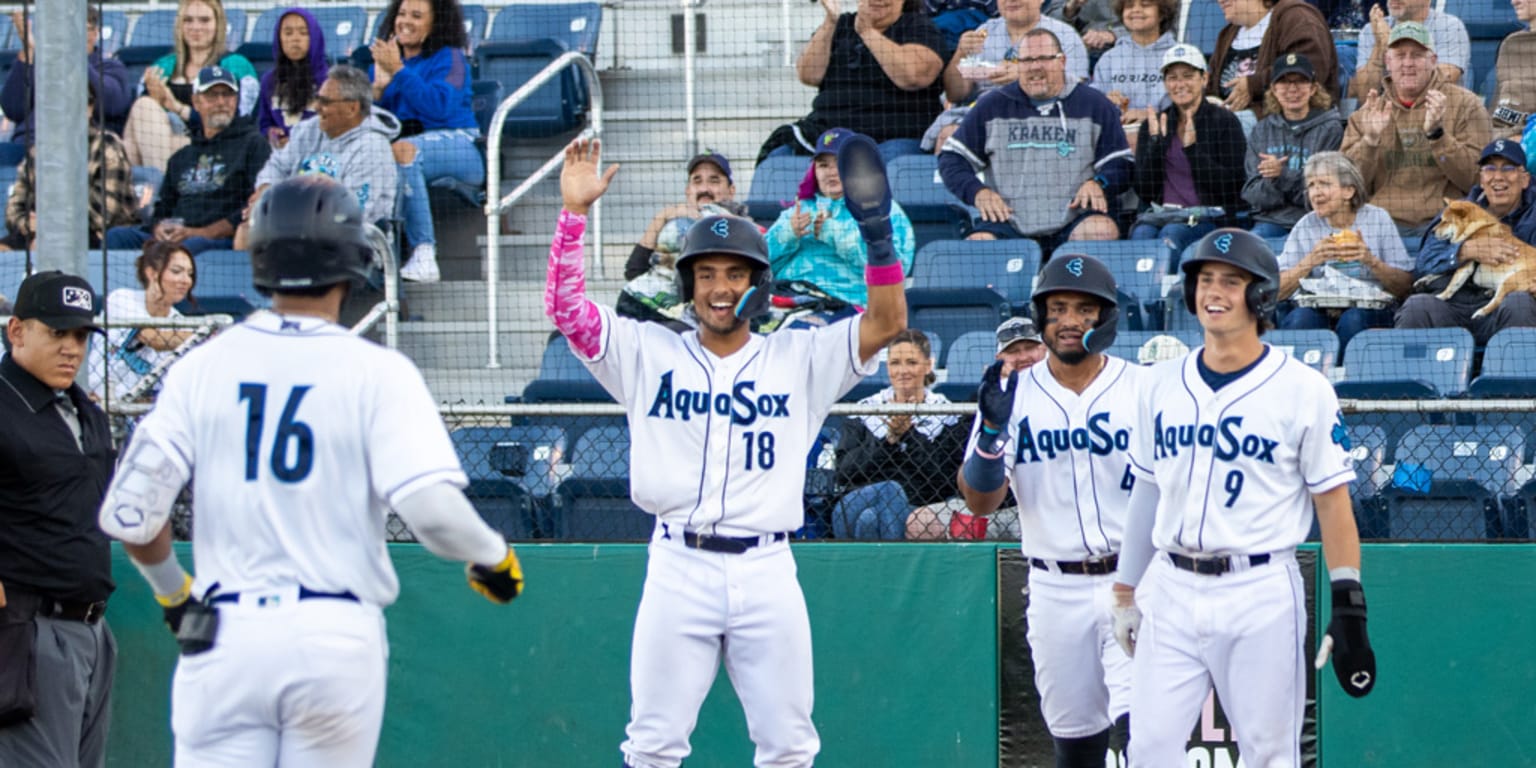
544, 209, 604, 358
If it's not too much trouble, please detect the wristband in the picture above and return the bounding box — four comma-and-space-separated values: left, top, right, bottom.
865, 262, 905, 286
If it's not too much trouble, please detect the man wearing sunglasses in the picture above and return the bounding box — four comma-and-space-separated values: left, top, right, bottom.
1396, 138, 1536, 343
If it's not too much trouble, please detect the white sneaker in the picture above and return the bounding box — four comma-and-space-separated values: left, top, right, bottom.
400, 244, 440, 283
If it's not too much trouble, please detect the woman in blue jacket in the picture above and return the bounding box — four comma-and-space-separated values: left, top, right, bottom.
370, 0, 479, 283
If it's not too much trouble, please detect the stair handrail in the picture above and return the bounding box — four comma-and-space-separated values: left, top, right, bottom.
484, 51, 604, 369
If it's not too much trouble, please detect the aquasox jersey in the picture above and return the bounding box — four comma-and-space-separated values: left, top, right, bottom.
581, 305, 875, 536
1128, 346, 1355, 556
129, 312, 467, 607
968, 356, 1143, 561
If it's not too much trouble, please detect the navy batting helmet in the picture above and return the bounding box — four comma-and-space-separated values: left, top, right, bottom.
248, 176, 371, 296
676, 215, 773, 319
1031, 253, 1120, 355
1180, 228, 1280, 321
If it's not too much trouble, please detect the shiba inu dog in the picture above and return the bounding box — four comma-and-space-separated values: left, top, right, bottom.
1421, 199, 1536, 318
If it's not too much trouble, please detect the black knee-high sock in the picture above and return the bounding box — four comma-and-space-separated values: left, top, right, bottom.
1054, 727, 1111, 768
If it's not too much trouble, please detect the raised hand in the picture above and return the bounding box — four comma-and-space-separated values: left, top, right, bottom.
560, 138, 620, 215
791, 201, 813, 238
1422, 89, 1447, 135
1357, 90, 1393, 143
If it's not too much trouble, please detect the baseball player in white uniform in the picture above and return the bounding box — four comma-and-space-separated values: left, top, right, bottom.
548, 137, 906, 768
98, 177, 524, 767
959, 254, 1138, 766
1112, 229, 1377, 767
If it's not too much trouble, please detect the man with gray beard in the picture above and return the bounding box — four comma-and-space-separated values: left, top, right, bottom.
105, 67, 270, 255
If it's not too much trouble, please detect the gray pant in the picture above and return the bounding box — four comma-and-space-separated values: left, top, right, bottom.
0, 616, 116, 768
1394, 288, 1536, 346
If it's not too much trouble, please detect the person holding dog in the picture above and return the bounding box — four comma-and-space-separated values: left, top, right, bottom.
1395, 138, 1536, 344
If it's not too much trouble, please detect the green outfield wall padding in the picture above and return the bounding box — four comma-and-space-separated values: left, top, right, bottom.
105, 542, 1000, 767
1317, 543, 1536, 767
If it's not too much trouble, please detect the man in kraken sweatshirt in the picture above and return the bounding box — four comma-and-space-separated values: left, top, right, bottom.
939, 26, 1131, 254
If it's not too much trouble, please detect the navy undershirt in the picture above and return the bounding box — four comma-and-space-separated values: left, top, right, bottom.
1197, 346, 1270, 391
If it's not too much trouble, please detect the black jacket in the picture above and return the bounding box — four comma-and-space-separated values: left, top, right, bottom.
154, 115, 271, 230
1133, 103, 1248, 226
835, 408, 967, 506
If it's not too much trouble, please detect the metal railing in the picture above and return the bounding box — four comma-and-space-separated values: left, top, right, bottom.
483, 52, 605, 370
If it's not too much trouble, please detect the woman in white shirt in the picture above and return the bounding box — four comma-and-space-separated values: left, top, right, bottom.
89, 241, 197, 401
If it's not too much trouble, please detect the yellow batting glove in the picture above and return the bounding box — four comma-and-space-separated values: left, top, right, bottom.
156, 573, 195, 633
466, 548, 524, 604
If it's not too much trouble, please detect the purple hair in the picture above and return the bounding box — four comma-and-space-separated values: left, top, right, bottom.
256, 8, 329, 136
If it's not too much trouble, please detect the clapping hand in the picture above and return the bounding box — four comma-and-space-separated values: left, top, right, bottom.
1257, 153, 1288, 179
790, 201, 829, 239
370, 36, 404, 76
1357, 90, 1393, 143
1422, 89, 1447, 135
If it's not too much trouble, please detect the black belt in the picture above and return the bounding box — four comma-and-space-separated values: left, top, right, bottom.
209, 586, 359, 605
36, 597, 108, 625
682, 530, 788, 555
1030, 554, 1119, 575
1168, 552, 1271, 576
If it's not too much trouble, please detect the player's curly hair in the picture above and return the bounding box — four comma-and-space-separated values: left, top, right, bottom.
374, 0, 469, 55
888, 329, 937, 387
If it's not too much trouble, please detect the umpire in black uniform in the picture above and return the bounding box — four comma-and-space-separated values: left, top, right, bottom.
0, 271, 117, 767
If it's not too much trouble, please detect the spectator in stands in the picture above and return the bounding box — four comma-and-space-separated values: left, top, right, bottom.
1130, 46, 1246, 253
760, 0, 946, 164
1089, 0, 1178, 125
923, 0, 1089, 153
1243, 53, 1344, 238
907, 316, 1042, 540
252, 66, 399, 229
369, 0, 481, 284
0, 7, 132, 152
1396, 139, 1536, 343
106, 67, 269, 255
1490, 0, 1536, 140
121, 0, 260, 172
2, 85, 138, 251
1349, 0, 1470, 99
940, 28, 1130, 249
626, 152, 741, 281
87, 241, 197, 402
1048, 0, 1119, 54
925, 0, 996, 49
256, 8, 329, 149
767, 128, 916, 309
1208, 0, 1338, 118
1341, 22, 1490, 243
831, 329, 968, 540
1275, 151, 1412, 349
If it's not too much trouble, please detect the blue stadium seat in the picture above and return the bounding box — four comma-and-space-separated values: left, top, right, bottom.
224, 8, 247, 49
1267, 328, 1339, 377
744, 154, 803, 226
906, 239, 1040, 355
128, 10, 179, 48
180, 250, 263, 317
1061, 240, 1172, 331
518, 336, 613, 403
1335, 327, 1474, 398
553, 425, 654, 540
469, 78, 503, 137
0, 14, 17, 51
1383, 424, 1522, 540
1459, 4, 1521, 95
1179, 0, 1227, 57
116, 45, 171, 89
451, 425, 567, 539
887, 154, 966, 251
1103, 328, 1203, 365
1345, 423, 1390, 539
475, 37, 590, 138
462, 5, 491, 51
934, 329, 995, 401
488, 2, 602, 54
1469, 328, 1536, 397
97, 10, 131, 57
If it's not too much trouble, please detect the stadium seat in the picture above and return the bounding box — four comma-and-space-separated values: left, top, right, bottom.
934, 329, 995, 401
744, 154, 803, 226
97, 10, 130, 57
906, 239, 1040, 355
452, 425, 567, 539
887, 154, 967, 251
180, 250, 263, 317
462, 5, 491, 52
1179, 0, 1227, 57
1062, 240, 1172, 331
475, 37, 589, 138
488, 2, 602, 53
1382, 424, 1522, 540
127, 9, 179, 49
1459, 4, 1522, 96
1345, 424, 1390, 539
518, 336, 613, 403
223, 8, 247, 50
1334, 327, 1474, 399
1266, 328, 1339, 377
116, 45, 171, 89
1469, 328, 1536, 397
0, 14, 16, 51
552, 425, 654, 540
1102, 328, 1202, 365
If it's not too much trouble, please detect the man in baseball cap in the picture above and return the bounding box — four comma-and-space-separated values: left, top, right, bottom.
626, 150, 741, 288
995, 316, 1045, 374
11, 271, 104, 336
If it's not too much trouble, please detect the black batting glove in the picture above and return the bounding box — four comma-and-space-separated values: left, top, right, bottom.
975, 360, 1017, 454
1314, 579, 1376, 697
467, 548, 525, 604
